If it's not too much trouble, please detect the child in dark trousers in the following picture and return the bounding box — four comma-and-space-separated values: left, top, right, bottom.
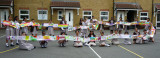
40, 31, 48, 48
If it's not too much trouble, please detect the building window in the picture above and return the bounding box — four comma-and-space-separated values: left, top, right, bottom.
140, 12, 148, 21
38, 10, 48, 20
19, 10, 30, 20
58, 10, 63, 20
100, 11, 109, 21
83, 11, 92, 19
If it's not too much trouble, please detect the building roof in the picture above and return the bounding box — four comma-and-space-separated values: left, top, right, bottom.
115, 2, 142, 9
51, 1, 80, 8
0, 0, 13, 6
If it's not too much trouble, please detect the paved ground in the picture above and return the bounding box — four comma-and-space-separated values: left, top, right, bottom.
0, 29, 160, 58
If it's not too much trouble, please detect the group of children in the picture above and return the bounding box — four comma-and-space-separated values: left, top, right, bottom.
4, 16, 155, 51
5, 16, 46, 48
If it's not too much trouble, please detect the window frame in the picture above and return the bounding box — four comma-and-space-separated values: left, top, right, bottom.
19, 10, 30, 20
37, 10, 48, 20
100, 11, 109, 21
83, 11, 92, 19
57, 10, 63, 21
140, 12, 148, 21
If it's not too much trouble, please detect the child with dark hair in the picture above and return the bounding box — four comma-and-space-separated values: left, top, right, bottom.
124, 32, 131, 45
133, 28, 141, 44
48, 20, 54, 36
21, 17, 28, 35
98, 31, 110, 47
19, 32, 36, 50
73, 30, 83, 47
30, 19, 38, 36
88, 31, 96, 46
58, 32, 67, 47
40, 31, 48, 48
111, 29, 120, 45
148, 26, 154, 42
6, 15, 14, 47
14, 16, 20, 45
142, 29, 149, 44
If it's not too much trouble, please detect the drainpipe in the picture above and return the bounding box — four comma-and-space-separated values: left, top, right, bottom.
151, 0, 154, 25
13, 0, 14, 17
113, 0, 115, 19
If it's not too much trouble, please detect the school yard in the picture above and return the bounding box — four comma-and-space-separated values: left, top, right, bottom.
0, 29, 160, 58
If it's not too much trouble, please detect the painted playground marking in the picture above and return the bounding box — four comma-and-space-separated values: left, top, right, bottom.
107, 40, 144, 58
0, 35, 18, 54
0, 46, 19, 54
88, 45, 102, 58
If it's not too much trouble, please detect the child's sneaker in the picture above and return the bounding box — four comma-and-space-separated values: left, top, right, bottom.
10, 44, 14, 46
16, 43, 19, 45
105, 44, 110, 47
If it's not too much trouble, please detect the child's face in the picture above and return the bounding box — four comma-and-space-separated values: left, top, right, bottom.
115, 31, 118, 34
101, 33, 104, 36
9, 16, 12, 21
135, 28, 138, 32
42, 32, 45, 35
32, 20, 35, 22
147, 19, 150, 21
62, 33, 65, 35
22, 33, 26, 36
76, 31, 79, 34
90, 31, 93, 35
144, 31, 147, 34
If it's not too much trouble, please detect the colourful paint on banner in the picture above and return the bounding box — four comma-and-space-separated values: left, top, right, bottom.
32, 22, 40, 26
43, 36, 51, 40
25, 36, 30, 40
2, 20, 11, 26
150, 26, 155, 37
58, 24, 68, 27
30, 36, 37, 41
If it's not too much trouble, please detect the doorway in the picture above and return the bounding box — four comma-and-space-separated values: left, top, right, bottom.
65, 10, 73, 27
0, 9, 9, 28
127, 10, 136, 22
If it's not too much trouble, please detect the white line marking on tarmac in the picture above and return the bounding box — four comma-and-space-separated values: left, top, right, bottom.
0, 35, 5, 38
88, 46, 102, 58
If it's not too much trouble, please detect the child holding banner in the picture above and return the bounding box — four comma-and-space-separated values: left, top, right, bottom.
148, 26, 154, 42
19, 32, 35, 50
58, 32, 67, 47
30, 19, 38, 36
81, 19, 88, 37
117, 17, 123, 34
21, 17, 28, 35
40, 31, 48, 48
73, 30, 83, 47
98, 32, 110, 47
133, 28, 141, 44
6, 15, 14, 47
145, 18, 152, 30
123, 32, 131, 45
88, 31, 96, 46
60, 17, 67, 33
111, 29, 120, 45
48, 20, 54, 36
14, 16, 20, 45
142, 30, 149, 44
109, 17, 115, 34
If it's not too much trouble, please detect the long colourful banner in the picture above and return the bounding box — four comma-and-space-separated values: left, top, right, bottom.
9, 34, 151, 42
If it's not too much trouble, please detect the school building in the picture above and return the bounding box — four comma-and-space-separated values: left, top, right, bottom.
0, 0, 160, 29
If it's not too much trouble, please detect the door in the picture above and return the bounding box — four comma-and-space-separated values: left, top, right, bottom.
156, 12, 160, 29
0, 9, 9, 28
65, 10, 73, 27
117, 11, 125, 21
